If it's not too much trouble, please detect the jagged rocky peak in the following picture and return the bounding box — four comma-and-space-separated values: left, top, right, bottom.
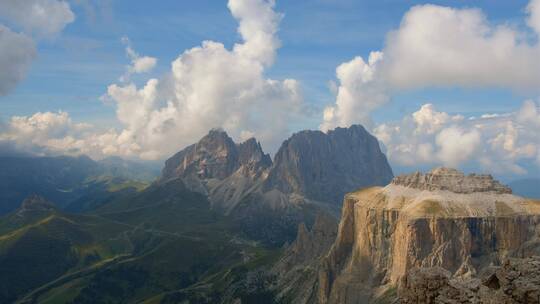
265, 124, 393, 204
161, 129, 271, 181
392, 167, 512, 194
237, 137, 272, 176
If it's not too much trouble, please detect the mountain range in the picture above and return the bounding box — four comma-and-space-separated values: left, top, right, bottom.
0, 124, 394, 303
1, 125, 539, 303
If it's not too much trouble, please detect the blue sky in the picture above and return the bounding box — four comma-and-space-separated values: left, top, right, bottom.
2, 0, 531, 124
1, 0, 539, 181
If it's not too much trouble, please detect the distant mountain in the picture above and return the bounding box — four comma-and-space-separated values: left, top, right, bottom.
0, 155, 158, 215
0, 125, 395, 303
509, 178, 540, 199
159, 125, 393, 244
98, 156, 161, 182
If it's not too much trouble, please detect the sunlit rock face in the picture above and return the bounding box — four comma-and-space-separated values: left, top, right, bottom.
316, 168, 540, 304
161, 128, 271, 183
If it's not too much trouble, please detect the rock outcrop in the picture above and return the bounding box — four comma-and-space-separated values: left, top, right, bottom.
399, 257, 540, 303
161, 128, 271, 183
265, 125, 393, 204
392, 167, 512, 194
315, 168, 540, 304
160, 129, 272, 212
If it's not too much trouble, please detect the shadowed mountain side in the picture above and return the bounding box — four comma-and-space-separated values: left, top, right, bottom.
0, 155, 158, 215
265, 125, 394, 204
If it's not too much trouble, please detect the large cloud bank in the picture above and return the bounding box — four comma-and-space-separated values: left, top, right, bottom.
1, 0, 303, 160
374, 101, 540, 175
0, 0, 74, 96
322, 0, 540, 131
2, 0, 540, 177
322, 0, 540, 175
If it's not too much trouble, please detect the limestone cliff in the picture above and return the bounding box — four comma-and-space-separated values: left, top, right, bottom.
316, 168, 540, 304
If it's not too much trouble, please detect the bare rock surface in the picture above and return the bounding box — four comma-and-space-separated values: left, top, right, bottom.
313, 168, 540, 304
158, 126, 392, 245
399, 256, 540, 303
265, 125, 393, 204
392, 167, 512, 194
160, 125, 393, 213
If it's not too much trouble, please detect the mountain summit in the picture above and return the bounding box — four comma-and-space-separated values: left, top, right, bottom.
159, 125, 393, 244
266, 125, 393, 203
161, 125, 393, 208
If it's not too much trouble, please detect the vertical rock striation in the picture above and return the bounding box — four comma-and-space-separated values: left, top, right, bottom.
315, 168, 540, 304
265, 125, 393, 204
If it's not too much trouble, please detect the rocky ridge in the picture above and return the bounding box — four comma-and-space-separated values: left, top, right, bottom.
158, 125, 392, 245
160, 126, 393, 213
392, 167, 512, 194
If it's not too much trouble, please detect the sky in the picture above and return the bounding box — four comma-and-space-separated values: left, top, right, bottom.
0, 0, 539, 181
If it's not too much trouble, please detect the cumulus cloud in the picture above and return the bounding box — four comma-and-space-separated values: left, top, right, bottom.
0, 111, 92, 155
0, 0, 303, 160
527, 0, 540, 34
119, 37, 157, 82
0, 0, 74, 97
382, 3, 540, 90
323, 0, 540, 130
0, 25, 36, 96
320, 52, 385, 131
435, 127, 481, 168
97, 0, 302, 159
375, 101, 540, 175
0, 0, 74, 37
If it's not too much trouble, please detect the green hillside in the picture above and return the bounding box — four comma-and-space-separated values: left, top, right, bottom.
1, 179, 280, 303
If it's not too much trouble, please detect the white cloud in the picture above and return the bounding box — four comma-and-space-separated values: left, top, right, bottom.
1, 0, 303, 160
412, 103, 463, 135
0, 0, 74, 97
228, 0, 282, 66
320, 51, 385, 131
0, 0, 74, 37
119, 37, 157, 82
435, 127, 481, 168
382, 3, 540, 90
0, 111, 91, 155
0, 25, 36, 96
527, 0, 540, 34
323, 0, 540, 130
517, 99, 540, 127
97, 0, 303, 159
375, 101, 540, 175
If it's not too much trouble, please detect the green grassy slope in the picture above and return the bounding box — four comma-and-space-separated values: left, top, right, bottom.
3, 179, 280, 304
